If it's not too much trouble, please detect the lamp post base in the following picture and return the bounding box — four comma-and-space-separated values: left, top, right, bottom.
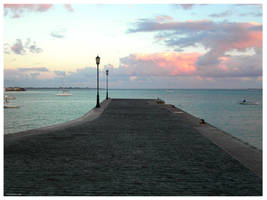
96, 95, 100, 108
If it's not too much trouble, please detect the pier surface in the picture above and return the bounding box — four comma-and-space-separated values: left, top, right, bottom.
4, 99, 262, 196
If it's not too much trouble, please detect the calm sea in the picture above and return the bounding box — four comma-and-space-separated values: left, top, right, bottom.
4, 89, 262, 150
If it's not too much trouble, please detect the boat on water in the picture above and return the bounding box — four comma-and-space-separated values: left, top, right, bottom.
5, 96, 16, 100
4, 95, 20, 108
56, 92, 72, 96
56, 72, 72, 96
4, 104, 20, 108
240, 98, 258, 105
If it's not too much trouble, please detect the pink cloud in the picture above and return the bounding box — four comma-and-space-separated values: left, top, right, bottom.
4, 4, 53, 17
217, 56, 229, 71
4, 4, 73, 18
129, 19, 262, 66
217, 64, 228, 71
120, 52, 201, 77
218, 56, 229, 62
230, 31, 262, 50
4, 4, 53, 11
195, 75, 203, 80
129, 76, 137, 81
64, 4, 74, 12
119, 50, 261, 79
155, 15, 173, 22
179, 4, 195, 10
215, 23, 262, 54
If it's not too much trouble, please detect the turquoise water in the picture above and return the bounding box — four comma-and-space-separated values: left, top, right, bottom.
4, 89, 262, 150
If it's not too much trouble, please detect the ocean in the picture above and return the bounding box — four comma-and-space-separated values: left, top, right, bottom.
4, 88, 262, 150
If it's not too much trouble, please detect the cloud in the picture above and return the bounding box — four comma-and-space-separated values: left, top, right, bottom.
177, 4, 195, 10
128, 18, 215, 33
173, 4, 208, 10
4, 4, 53, 12
5, 67, 98, 87
196, 54, 262, 78
18, 67, 49, 72
30, 72, 40, 78
4, 4, 74, 18
128, 18, 262, 67
50, 28, 66, 39
127, 17, 262, 79
4, 57, 262, 88
28, 43, 43, 53
235, 4, 262, 17
11, 39, 26, 55
9, 39, 43, 55
4, 4, 53, 18
235, 4, 262, 8
51, 32, 64, 38
118, 52, 200, 77
3, 66, 117, 88
129, 76, 137, 81
117, 51, 261, 79
4, 69, 26, 80
4, 43, 11, 54
209, 10, 233, 18
64, 4, 74, 12
239, 12, 262, 17
4, 68, 59, 87
155, 15, 173, 22
54, 70, 65, 76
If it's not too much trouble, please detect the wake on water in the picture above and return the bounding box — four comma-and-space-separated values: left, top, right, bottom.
240, 95, 260, 105
240, 101, 259, 105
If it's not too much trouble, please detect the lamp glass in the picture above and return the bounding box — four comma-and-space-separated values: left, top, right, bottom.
96, 56, 100, 64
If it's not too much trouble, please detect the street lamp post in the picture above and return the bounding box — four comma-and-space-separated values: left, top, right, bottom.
96, 55, 100, 108
106, 69, 109, 100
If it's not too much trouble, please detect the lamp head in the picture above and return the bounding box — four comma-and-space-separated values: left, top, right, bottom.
96, 55, 100, 65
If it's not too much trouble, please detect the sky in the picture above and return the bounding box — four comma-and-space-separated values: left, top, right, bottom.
3, 2, 263, 89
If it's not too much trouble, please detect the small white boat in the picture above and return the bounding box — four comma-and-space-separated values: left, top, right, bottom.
56, 92, 72, 96
4, 104, 20, 108
5, 96, 16, 100
240, 99, 258, 105
56, 72, 72, 96
4, 95, 20, 108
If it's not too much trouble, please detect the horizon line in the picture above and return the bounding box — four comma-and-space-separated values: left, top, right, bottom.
4, 87, 262, 90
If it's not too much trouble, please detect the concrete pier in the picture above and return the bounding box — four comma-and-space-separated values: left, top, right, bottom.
4, 99, 262, 196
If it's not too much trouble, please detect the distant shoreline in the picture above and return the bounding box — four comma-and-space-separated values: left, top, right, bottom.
4, 87, 26, 92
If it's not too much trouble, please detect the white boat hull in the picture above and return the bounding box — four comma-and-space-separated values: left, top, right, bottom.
240, 101, 258, 105
4, 95, 19, 108
5, 96, 16, 100
56, 93, 72, 96
4, 104, 20, 108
